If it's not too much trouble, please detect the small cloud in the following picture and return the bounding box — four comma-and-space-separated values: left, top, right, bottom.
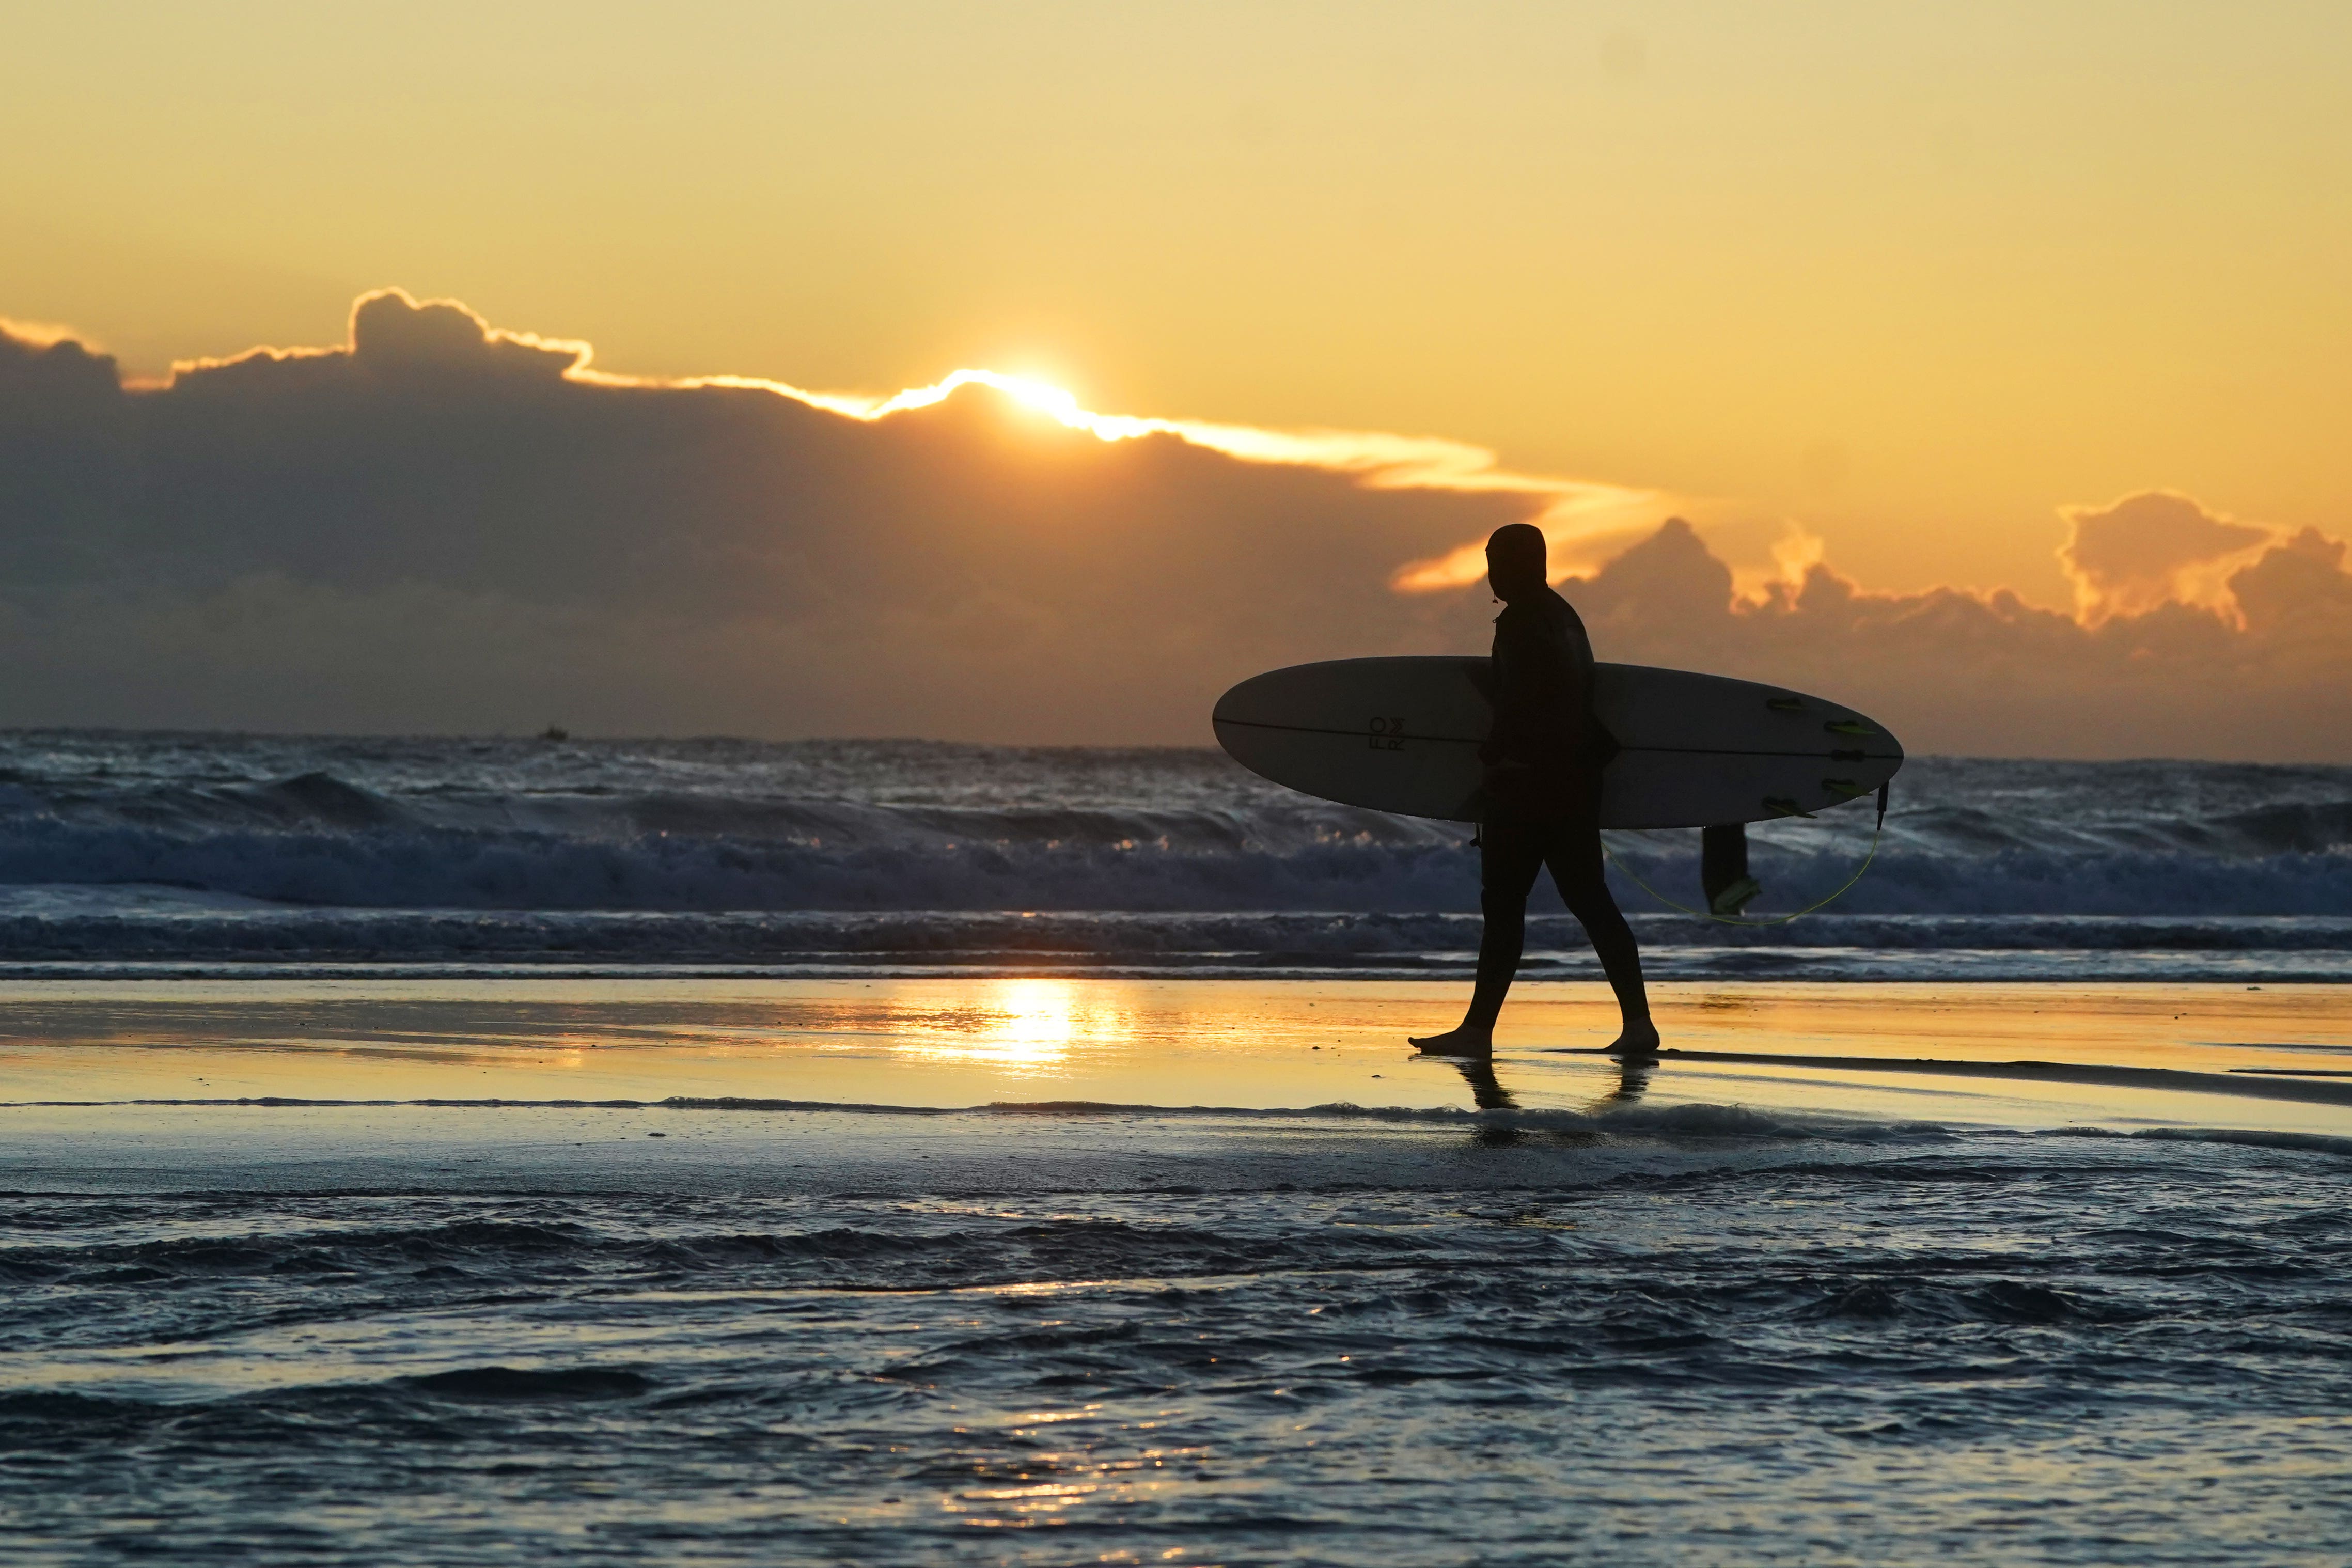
159, 287, 594, 388
2230, 527, 2352, 638
2057, 489, 2275, 626
348, 289, 588, 378
1732, 524, 1826, 605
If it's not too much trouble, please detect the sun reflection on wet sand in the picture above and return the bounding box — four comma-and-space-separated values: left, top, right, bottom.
0, 979, 2345, 1135
889, 979, 1105, 1072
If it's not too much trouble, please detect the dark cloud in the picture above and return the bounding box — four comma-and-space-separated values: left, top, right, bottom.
2231, 527, 2352, 638
2, 292, 2347, 758
0, 290, 1532, 739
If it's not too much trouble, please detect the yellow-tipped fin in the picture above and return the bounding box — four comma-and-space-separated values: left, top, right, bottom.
1708, 875, 1764, 917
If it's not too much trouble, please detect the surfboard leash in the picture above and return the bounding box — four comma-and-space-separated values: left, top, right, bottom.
1598, 781, 1890, 928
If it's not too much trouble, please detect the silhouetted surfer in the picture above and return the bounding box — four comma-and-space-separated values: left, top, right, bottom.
1411, 523, 1659, 1059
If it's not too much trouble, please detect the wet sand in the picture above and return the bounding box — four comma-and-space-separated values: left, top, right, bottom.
3, 978, 2345, 1147
8, 977, 2350, 1564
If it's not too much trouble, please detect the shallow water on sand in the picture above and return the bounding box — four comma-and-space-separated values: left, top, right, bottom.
4, 980, 2349, 1564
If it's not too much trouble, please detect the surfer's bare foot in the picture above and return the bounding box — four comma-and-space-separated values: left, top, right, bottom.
1410, 1026, 1494, 1056
1606, 1021, 1661, 1059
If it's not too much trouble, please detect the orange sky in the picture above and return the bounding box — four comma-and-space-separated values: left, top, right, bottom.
7, 2, 2350, 611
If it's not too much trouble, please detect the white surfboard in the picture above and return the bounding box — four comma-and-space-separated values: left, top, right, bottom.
1213, 657, 1903, 828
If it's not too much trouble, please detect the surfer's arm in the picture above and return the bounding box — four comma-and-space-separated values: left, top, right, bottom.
1558, 625, 1598, 756
1484, 606, 1598, 771
1481, 613, 1552, 767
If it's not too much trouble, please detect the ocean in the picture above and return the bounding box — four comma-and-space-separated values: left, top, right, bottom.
1, 731, 2347, 979
3, 733, 2349, 1564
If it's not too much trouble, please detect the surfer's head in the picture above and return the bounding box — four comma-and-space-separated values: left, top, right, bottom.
1485, 523, 1547, 603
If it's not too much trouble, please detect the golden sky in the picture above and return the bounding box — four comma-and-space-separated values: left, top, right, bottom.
6, 1, 2350, 609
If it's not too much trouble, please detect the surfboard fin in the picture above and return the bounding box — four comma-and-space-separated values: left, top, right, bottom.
1701, 824, 1762, 915
1762, 797, 1816, 819
1824, 719, 1877, 737
1822, 777, 1870, 799
1710, 876, 1764, 916
1766, 696, 1805, 712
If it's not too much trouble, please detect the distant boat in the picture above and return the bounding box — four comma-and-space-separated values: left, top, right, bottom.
539, 724, 569, 742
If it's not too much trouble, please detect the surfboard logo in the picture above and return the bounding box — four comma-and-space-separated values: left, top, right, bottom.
1368, 716, 1408, 751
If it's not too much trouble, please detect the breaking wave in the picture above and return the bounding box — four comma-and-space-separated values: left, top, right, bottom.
1, 733, 2345, 975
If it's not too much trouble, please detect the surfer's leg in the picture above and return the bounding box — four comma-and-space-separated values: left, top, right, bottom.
1468, 822, 1544, 1028
1544, 822, 1658, 1056
1411, 819, 1543, 1054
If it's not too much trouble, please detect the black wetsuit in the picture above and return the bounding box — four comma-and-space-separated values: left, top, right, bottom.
1482, 587, 1607, 817
1471, 588, 1647, 1025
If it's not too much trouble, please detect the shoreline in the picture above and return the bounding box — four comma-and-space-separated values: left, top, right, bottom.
4, 976, 2347, 1141
0, 961, 2347, 982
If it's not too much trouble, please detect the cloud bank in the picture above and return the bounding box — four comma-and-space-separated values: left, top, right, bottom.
1569, 516, 2348, 762
2, 291, 2347, 759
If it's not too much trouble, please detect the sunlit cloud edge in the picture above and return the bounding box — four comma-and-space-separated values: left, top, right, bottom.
118, 291, 2347, 632
151, 290, 1676, 593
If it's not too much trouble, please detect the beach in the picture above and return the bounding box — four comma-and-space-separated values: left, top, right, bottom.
6, 975, 2349, 1564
